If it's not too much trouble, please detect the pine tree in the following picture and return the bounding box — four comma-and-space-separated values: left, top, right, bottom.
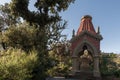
9, 0, 75, 79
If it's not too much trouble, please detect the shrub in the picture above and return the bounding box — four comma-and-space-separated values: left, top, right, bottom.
0, 48, 38, 80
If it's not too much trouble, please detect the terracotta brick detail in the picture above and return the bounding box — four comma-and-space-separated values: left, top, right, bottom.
77, 15, 96, 35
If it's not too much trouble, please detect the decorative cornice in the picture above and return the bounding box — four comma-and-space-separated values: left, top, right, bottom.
81, 15, 92, 20
70, 31, 103, 43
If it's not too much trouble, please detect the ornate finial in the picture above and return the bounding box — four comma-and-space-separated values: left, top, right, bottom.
81, 15, 92, 20
96, 26, 100, 34
72, 29, 75, 37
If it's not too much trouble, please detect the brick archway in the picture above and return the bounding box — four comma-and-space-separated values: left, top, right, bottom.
71, 40, 101, 76
72, 40, 98, 57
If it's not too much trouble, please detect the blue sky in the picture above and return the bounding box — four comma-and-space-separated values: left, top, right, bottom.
1, 0, 120, 53
60, 0, 120, 53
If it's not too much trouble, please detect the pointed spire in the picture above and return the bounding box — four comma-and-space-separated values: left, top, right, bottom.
96, 26, 100, 34
77, 15, 96, 35
72, 29, 75, 37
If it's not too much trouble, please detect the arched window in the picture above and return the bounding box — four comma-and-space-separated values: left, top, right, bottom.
82, 45, 87, 51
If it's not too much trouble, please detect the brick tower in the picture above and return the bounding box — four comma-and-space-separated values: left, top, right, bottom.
70, 15, 103, 78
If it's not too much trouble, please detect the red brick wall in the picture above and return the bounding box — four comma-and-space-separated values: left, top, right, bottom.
70, 36, 84, 52
71, 35, 100, 53
86, 35, 100, 50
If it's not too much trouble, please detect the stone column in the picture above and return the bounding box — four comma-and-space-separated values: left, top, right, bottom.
72, 56, 78, 74
93, 55, 101, 77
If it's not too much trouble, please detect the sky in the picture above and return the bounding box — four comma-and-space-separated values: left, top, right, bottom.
0, 0, 120, 53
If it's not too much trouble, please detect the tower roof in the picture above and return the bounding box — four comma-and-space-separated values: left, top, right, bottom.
77, 15, 96, 35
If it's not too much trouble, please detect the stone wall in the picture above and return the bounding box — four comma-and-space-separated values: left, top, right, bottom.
46, 77, 78, 80
102, 77, 120, 80
46, 77, 120, 80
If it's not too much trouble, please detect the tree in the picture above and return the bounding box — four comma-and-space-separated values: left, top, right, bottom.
2, 22, 52, 79
0, 48, 38, 80
0, 3, 20, 31
0, 3, 21, 50
10, 0, 75, 26
9, 0, 74, 79
47, 40, 72, 77
3, 22, 39, 52
2, 20, 68, 79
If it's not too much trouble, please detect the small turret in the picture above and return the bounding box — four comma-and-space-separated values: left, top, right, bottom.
72, 29, 75, 37
96, 26, 100, 34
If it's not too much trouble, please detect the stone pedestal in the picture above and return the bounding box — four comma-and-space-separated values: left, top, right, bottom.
66, 71, 94, 80
93, 55, 101, 77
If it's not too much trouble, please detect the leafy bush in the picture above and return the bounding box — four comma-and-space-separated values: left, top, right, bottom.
100, 53, 120, 77
2, 23, 38, 52
47, 50, 72, 77
0, 48, 38, 80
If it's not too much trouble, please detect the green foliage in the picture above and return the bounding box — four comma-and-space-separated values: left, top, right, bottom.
47, 51, 72, 77
100, 53, 120, 77
2, 22, 38, 52
0, 3, 20, 31
47, 41, 72, 77
2, 21, 68, 79
3, 0, 75, 79
114, 69, 120, 78
0, 48, 38, 80
10, 0, 74, 26
2, 23, 53, 79
46, 21, 67, 45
